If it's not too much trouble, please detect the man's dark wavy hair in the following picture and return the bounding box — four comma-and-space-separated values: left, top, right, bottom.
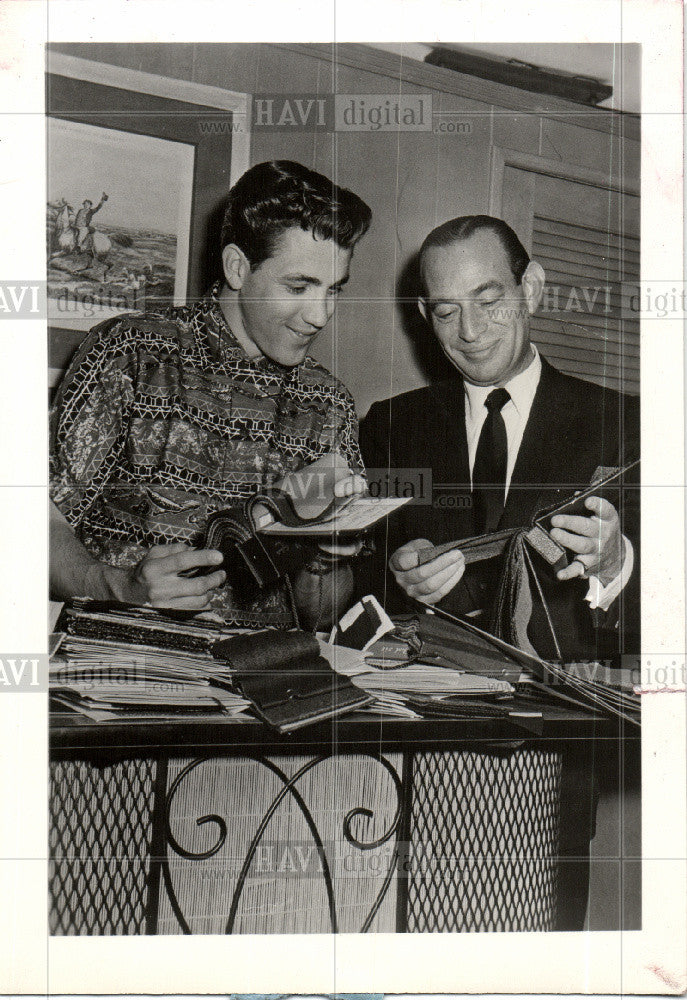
419, 214, 531, 286
221, 160, 372, 268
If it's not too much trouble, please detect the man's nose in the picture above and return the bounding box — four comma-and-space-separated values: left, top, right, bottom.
458, 303, 485, 342
300, 294, 333, 330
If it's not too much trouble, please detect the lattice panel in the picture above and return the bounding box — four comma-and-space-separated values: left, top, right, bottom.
49, 758, 156, 935
407, 749, 562, 932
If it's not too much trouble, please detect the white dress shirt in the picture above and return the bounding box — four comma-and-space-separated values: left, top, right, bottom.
463, 347, 632, 612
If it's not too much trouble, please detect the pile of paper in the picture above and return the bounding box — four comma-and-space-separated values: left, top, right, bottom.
351, 663, 514, 698
50, 643, 251, 723
50, 603, 253, 723
320, 634, 514, 718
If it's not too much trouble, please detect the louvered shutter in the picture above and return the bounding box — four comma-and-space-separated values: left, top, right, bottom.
530, 216, 639, 395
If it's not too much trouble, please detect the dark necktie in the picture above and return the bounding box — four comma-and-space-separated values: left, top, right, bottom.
472, 387, 511, 534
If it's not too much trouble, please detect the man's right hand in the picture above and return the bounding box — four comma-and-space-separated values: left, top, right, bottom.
389, 538, 465, 605
122, 543, 226, 609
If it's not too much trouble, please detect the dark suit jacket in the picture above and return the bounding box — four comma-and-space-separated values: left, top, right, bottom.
358, 357, 639, 661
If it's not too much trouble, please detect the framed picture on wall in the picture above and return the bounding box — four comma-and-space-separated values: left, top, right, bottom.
47, 52, 251, 386
47, 117, 194, 330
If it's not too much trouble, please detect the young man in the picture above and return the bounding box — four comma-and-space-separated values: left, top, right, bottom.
50, 161, 371, 628
359, 215, 639, 661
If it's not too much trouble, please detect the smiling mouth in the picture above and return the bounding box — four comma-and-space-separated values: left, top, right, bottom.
458, 343, 498, 359
288, 327, 318, 341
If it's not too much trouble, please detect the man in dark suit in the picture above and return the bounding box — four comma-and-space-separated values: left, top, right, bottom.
358, 215, 640, 932
359, 215, 639, 662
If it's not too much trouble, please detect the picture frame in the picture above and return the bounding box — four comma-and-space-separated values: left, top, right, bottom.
47, 116, 195, 331
46, 52, 251, 385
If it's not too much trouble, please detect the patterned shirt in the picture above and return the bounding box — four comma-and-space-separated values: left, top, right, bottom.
50, 283, 363, 623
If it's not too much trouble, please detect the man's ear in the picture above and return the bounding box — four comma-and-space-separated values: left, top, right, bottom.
221, 243, 251, 290
417, 297, 429, 322
521, 260, 546, 314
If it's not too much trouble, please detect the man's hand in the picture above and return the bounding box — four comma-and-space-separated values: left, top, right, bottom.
50, 499, 225, 610
317, 472, 367, 559
125, 543, 226, 609
333, 472, 367, 500
550, 496, 625, 587
389, 538, 465, 604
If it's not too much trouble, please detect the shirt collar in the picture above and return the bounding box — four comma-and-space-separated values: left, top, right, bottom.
203, 280, 298, 377
205, 280, 249, 362
464, 346, 541, 419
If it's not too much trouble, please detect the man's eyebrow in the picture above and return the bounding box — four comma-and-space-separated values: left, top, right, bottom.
280, 273, 350, 288
428, 281, 505, 307
472, 280, 505, 296
281, 273, 321, 285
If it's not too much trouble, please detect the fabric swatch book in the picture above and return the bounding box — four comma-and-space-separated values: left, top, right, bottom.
212, 629, 372, 732
222, 453, 410, 537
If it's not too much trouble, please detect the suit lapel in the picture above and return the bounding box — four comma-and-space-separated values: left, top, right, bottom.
500, 357, 571, 528
434, 379, 470, 486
